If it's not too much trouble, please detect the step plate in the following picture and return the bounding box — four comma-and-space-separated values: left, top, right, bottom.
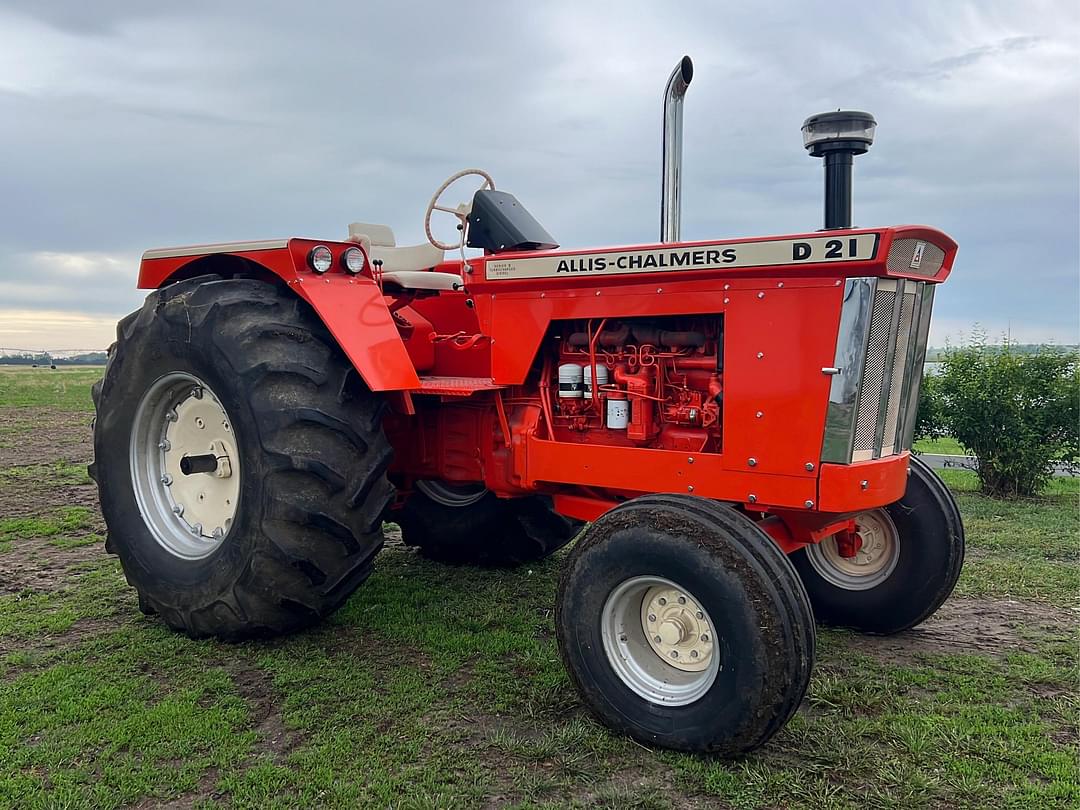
416, 376, 505, 396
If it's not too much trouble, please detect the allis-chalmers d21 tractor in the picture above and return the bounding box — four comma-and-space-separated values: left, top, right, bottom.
91, 57, 963, 755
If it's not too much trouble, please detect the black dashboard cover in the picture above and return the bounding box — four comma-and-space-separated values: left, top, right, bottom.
466, 190, 558, 253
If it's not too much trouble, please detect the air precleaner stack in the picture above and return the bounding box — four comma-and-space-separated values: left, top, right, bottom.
802, 110, 877, 229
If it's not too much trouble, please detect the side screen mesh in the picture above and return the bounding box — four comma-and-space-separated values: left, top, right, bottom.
852, 287, 896, 453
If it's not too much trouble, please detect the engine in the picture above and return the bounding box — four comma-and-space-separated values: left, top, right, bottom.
545, 316, 724, 453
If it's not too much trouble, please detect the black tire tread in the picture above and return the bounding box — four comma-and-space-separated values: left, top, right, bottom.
91, 275, 393, 639
557, 494, 815, 755
398, 491, 582, 567
791, 456, 965, 635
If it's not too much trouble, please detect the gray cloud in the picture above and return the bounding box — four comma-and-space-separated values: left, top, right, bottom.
0, 0, 1076, 348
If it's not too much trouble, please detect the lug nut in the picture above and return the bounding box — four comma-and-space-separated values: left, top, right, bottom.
212, 527, 224, 540
690, 650, 699, 658
654, 635, 662, 644
700, 634, 709, 643
696, 611, 703, 619
648, 614, 656, 622
160, 474, 172, 485
172, 504, 184, 516
191, 523, 202, 535
158, 440, 171, 451
658, 597, 667, 606
670, 651, 679, 659
678, 596, 686, 604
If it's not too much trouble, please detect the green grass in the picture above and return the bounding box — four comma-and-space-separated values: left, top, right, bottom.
0, 460, 92, 486
0, 366, 100, 411
0, 368, 1076, 807
935, 470, 1079, 604
913, 436, 966, 455
0, 506, 97, 552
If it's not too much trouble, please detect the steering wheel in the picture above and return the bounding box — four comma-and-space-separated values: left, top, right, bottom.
424, 169, 495, 251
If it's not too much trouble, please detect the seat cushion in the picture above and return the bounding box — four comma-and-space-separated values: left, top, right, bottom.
380, 270, 462, 293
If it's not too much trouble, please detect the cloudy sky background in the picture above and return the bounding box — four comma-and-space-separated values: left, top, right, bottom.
0, 0, 1076, 350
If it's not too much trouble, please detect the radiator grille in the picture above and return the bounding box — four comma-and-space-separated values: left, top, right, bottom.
852, 287, 896, 453
881, 289, 917, 454
822, 277, 934, 464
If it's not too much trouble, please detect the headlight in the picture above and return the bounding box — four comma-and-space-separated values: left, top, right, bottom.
308, 245, 333, 273
341, 247, 366, 274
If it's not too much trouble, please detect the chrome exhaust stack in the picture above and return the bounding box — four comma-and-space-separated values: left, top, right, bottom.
660, 56, 693, 243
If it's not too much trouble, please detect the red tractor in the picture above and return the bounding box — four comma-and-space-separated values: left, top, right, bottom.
91, 57, 963, 755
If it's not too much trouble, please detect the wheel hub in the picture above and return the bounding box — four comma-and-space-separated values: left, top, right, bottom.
415, 479, 488, 508
806, 508, 900, 591
163, 388, 238, 541
600, 575, 720, 705
130, 373, 241, 560
641, 586, 714, 672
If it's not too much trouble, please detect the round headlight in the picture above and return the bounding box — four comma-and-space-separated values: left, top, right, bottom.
308, 245, 333, 273
341, 246, 366, 274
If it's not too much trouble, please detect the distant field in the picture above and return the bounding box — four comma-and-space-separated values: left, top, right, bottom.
1, 367, 1077, 808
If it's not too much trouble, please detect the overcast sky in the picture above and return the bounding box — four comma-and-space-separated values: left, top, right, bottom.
1, 0, 1077, 350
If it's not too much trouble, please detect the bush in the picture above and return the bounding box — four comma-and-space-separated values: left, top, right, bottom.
935, 336, 1079, 497
913, 371, 947, 447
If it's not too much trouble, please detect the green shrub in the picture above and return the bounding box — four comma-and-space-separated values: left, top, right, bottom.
913, 371, 947, 447
935, 336, 1079, 497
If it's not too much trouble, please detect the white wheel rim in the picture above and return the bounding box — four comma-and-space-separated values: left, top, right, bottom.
415, 480, 488, 508
806, 509, 900, 591
130, 373, 240, 560
601, 576, 720, 706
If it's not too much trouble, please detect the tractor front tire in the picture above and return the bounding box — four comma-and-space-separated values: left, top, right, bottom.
396, 483, 582, 567
90, 276, 394, 639
791, 456, 965, 635
556, 494, 815, 755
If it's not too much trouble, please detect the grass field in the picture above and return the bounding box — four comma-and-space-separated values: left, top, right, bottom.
1, 366, 1077, 808
912, 436, 966, 456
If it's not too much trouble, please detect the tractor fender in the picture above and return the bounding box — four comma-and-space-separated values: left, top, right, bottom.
137, 238, 421, 391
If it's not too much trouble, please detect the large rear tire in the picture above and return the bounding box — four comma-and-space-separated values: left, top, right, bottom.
556, 494, 815, 755
396, 483, 582, 566
90, 276, 394, 639
791, 456, 965, 635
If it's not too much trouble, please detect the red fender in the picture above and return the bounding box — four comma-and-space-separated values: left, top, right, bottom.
137, 238, 421, 392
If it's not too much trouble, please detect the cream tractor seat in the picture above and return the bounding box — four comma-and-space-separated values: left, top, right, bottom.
347, 222, 459, 292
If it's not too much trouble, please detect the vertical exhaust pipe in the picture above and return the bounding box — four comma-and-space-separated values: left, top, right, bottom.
660, 55, 693, 243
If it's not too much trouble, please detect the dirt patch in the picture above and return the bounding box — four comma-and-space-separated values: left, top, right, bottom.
0, 476, 100, 520
223, 662, 300, 765
843, 596, 1076, 665
0, 408, 93, 468
0, 533, 106, 595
